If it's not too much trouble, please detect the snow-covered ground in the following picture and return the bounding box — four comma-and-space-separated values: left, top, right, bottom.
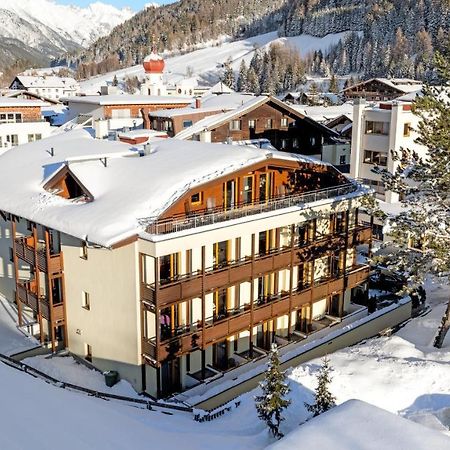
79, 31, 354, 94
23, 354, 139, 398
0, 295, 38, 356
0, 277, 448, 449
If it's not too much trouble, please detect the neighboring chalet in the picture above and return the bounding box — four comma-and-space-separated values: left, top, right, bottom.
0, 97, 51, 152
342, 78, 423, 102
170, 95, 345, 165
10, 75, 80, 101
149, 92, 259, 136
61, 94, 192, 132
0, 129, 372, 398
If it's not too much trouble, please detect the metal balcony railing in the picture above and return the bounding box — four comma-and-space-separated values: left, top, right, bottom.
145, 182, 360, 235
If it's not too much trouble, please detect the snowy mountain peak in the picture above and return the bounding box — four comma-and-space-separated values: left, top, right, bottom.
0, 0, 135, 69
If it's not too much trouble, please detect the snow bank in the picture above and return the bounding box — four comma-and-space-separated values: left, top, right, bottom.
266, 400, 450, 450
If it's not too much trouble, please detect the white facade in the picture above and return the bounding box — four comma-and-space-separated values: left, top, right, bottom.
10, 76, 80, 102
0, 120, 51, 153
350, 98, 427, 203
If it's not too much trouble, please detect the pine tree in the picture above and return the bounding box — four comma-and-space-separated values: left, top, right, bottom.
373, 45, 450, 348
246, 66, 260, 94
328, 73, 338, 93
222, 57, 235, 89
304, 356, 336, 417
255, 344, 291, 439
236, 59, 248, 92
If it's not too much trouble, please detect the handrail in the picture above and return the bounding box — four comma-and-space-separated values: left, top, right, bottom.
0, 352, 192, 413
145, 182, 360, 235
145, 224, 371, 290
146, 264, 369, 344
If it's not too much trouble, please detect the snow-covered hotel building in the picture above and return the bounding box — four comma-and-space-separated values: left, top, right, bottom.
9, 75, 80, 101
0, 130, 371, 398
0, 97, 51, 153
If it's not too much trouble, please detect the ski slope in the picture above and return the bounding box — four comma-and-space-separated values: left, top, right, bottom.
79, 31, 354, 94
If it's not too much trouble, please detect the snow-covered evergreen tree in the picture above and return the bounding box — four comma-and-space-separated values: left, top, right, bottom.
222, 57, 235, 89
328, 73, 338, 93
255, 344, 291, 439
304, 356, 336, 417
247, 66, 260, 93
236, 59, 249, 92
373, 45, 450, 348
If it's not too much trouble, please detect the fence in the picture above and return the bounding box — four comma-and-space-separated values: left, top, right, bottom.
0, 352, 192, 414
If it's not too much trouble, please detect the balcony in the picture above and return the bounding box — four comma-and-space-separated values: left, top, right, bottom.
142, 226, 371, 308
142, 264, 369, 364
14, 236, 63, 274
146, 183, 359, 235
16, 281, 64, 323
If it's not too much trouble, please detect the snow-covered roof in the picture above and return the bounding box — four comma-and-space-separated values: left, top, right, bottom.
64, 94, 192, 106
291, 103, 353, 123
0, 129, 328, 247
13, 76, 79, 89
266, 400, 450, 450
175, 95, 337, 141
118, 129, 168, 139
0, 97, 48, 108
343, 78, 423, 94
150, 93, 258, 118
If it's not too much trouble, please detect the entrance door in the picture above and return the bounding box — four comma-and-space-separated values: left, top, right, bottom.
213, 340, 228, 370
160, 358, 181, 397
329, 294, 341, 317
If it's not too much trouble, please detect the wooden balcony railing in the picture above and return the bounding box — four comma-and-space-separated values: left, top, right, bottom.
142, 226, 371, 308
142, 264, 369, 363
16, 281, 65, 323
14, 236, 63, 274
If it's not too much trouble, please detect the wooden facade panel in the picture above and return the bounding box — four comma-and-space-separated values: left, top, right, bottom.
53, 304, 65, 322
47, 254, 63, 274
347, 267, 370, 288
181, 277, 202, 298
291, 289, 312, 309
204, 321, 229, 344
253, 304, 272, 324
272, 299, 290, 317
312, 282, 329, 301
142, 339, 157, 360
228, 312, 251, 334
253, 257, 274, 277
273, 252, 291, 270
158, 284, 182, 306
329, 278, 345, 294
204, 270, 229, 292
0, 106, 42, 121
229, 263, 252, 283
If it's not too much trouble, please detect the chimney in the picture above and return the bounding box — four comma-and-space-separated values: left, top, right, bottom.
195, 98, 201, 109
141, 107, 151, 130
141, 143, 155, 157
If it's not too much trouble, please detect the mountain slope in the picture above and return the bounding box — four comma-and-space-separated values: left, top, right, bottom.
0, 0, 134, 70
71, 0, 450, 82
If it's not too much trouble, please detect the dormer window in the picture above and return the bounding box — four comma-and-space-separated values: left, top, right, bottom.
43, 166, 93, 202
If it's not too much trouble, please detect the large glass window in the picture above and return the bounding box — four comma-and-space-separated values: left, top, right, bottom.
363, 150, 387, 166
365, 121, 389, 135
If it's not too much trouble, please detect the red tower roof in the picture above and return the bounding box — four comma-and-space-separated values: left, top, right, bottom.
143, 52, 165, 74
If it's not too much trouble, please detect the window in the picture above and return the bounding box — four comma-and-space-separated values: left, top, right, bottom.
248, 119, 256, 128
281, 118, 288, 127
191, 192, 202, 205
9, 247, 13, 263
85, 344, 92, 362
80, 241, 88, 259
213, 241, 229, 268
6, 135, 19, 146
265, 118, 273, 129
162, 120, 173, 132
229, 120, 241, 131
365, 121, 389, 135
339, 155, 346, 165
183, 120, 193, 128
82, 291, 90, 310
28, 133, 42, 143
292, 138, 299, 148
403, 123, 411, 137
363, 150, 387, 166
243, 175, 254, 204
362, 178, 385, 199
281, 139, 288, 149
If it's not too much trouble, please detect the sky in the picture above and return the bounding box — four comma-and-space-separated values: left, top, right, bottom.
57, 0, 174, 10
